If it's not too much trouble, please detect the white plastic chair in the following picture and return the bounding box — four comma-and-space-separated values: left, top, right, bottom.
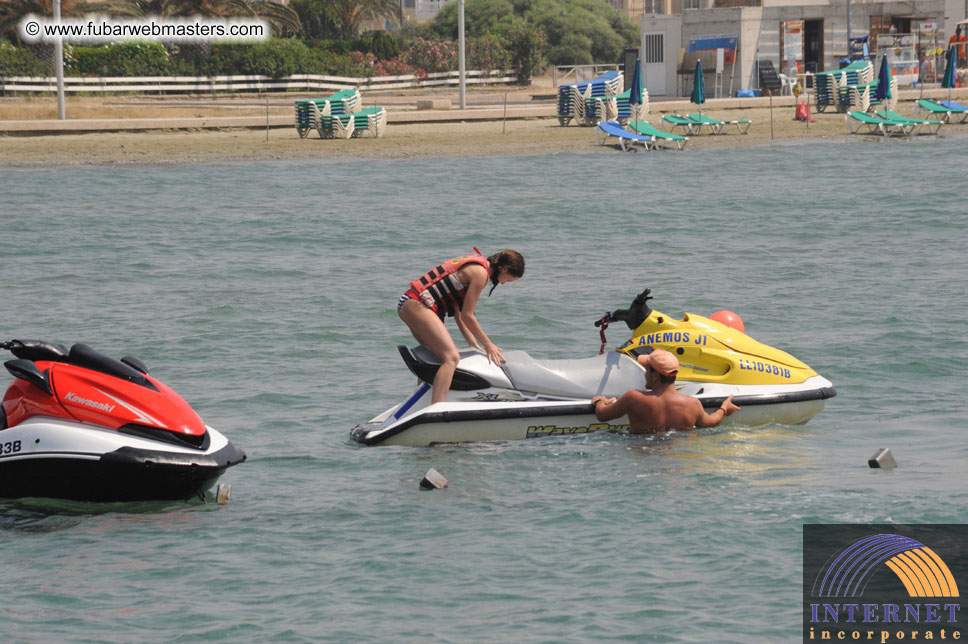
779, 73, 796, 96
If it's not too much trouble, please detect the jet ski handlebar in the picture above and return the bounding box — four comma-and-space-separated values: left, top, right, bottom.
595, 288, 653, 331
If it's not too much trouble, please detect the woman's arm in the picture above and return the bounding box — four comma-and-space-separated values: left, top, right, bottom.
456, 264, 504, 365
454, 313, 482, 350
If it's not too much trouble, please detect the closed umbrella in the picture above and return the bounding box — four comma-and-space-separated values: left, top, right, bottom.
629, 58, 643, 121
942, 44, 957, 103
874, 53, 893, 105
691, 59, 705, 117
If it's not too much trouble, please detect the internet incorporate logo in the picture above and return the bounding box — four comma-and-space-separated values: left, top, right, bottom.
803, 525, 965, 644
815, 534, 959, 599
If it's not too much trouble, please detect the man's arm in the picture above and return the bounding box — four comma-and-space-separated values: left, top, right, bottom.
695, 394, 740, 427
592, 393, 631, 422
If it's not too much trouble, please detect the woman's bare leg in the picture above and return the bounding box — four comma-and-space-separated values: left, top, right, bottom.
399, 299, 460, 404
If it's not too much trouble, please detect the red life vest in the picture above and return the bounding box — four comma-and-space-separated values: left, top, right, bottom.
407, 254, 490, 317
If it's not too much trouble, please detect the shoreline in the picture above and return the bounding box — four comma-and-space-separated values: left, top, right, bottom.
2, 88, 966, 166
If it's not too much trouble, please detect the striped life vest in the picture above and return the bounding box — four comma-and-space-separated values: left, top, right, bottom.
407, 254, 490, 317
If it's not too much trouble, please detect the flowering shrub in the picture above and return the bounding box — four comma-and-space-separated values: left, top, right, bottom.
346, 50, 377, 77
374, 57, 414, 77
403, 38, 457, 75
504, 21, 546, 84
346, 51, 415, 78
468, 34, 510, 77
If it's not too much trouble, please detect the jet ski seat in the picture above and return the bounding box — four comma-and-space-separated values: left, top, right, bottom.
7, 339, 69, 363
68, 343, 157, 390
499, 350, 645, 398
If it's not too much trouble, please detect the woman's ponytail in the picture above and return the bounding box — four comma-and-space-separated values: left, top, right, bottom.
485, 250, 525, 296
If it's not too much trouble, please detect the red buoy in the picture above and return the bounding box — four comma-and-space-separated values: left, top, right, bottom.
710, 310, 745, 333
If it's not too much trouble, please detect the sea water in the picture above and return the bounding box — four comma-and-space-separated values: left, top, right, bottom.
1, 135, 967, 643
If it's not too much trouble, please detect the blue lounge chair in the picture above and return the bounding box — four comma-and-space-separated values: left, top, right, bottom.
916, 99, 968, 124
596, 120, 654, 151
939, 100, 968, 123
940, 100, 968, 111
845, 111, 914, 137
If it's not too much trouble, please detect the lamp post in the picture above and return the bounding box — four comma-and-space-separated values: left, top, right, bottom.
846, 0, 851, 59
458, 0, 466, 109
54, 0, 65, 119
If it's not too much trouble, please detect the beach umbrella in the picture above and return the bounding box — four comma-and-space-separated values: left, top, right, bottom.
629, 58, 643, 121
942, 44, 957, 103
691, 59, 705, 117
874, 53, 893, 104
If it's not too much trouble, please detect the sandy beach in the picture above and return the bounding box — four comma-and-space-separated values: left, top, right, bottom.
1, 82, 965, 165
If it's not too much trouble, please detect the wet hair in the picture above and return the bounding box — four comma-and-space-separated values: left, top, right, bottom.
486, 249, 525, 296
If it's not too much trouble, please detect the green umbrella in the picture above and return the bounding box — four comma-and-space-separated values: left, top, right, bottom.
942, 45, 957, 103
629, 58, 643, 120
875, 54, 893, 103
691, 59, 705, 117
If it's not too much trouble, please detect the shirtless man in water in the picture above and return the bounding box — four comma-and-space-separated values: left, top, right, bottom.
591, 349, 740, 433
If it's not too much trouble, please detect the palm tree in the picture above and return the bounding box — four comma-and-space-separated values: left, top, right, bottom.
1, 0, 301, 70
81, 0, 302, 63
0, 0, 77, 69
104, 0, 301, 36
326, 0, 399, 40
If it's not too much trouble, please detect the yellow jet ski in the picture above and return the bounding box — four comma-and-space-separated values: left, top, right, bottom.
598, 288, 836, 428
351, 288, 836, 446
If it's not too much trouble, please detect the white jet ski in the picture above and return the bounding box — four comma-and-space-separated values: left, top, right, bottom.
351, 288, 836, 447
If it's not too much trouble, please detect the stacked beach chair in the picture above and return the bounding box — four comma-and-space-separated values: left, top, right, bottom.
867, 77, 899, 112
294, 90, 387, 139
341, 106, 388, 139
813, 61, 875, 113
615, 87, 649, 124
295, 90, 360, 138
557, 71, 623, 126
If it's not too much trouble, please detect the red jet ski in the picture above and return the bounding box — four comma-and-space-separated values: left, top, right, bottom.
0, 339, 245, 502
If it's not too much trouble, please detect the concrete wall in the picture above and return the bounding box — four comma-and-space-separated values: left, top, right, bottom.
680, 7, 763, 94
945, 0, 968, 37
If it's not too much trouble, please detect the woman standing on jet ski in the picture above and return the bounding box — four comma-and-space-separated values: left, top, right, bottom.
398, 249, 525, 404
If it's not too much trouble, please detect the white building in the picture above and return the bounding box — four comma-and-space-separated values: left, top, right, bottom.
639, 0, 965, 96
401, 0, 455, 23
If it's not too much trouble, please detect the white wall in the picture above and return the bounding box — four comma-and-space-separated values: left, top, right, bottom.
945, 0, 968, 38
640, 14, 682, 96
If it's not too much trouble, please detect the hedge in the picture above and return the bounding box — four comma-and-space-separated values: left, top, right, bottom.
0, 42, 49, 76
1, 37, 520, 80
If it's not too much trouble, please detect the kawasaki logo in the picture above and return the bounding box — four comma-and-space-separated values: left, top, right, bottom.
64, 392, 115, 413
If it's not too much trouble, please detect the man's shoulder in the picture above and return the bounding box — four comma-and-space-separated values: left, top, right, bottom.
621, 389, 659, 409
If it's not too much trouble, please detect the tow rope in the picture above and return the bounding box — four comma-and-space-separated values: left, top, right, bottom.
598, 315, 610, 355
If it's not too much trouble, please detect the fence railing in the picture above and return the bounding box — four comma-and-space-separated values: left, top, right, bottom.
0, 69, 517, 94
552, 64, 621, 87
